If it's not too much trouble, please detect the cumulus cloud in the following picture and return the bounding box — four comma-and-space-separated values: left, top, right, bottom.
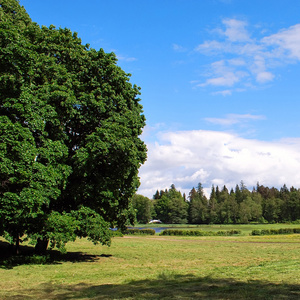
199, 60, 248, 87
194, 19, 300, 94
138, 129, 300, 198
262, 24, 300, 60
222, 19, 250, 42
256, 71, 274, 83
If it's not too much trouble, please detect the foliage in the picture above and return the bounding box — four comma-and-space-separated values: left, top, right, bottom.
111, 230, 124, 237
251, 228, 300, 236
151, 182, 300, 225
131, 194, 154, 224
154, 185, 188, 224
124, 228, 155, 235
0, 0, 146, 252
188, 184, 208, 224
160, 229, 241, 236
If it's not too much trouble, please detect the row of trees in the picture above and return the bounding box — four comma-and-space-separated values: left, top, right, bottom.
132, 182, 300, 224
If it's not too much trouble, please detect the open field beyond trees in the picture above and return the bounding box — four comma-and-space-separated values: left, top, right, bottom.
1, 224, 300, 299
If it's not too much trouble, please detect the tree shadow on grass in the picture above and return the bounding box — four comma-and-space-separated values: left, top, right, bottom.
3, 273, 300, 300
0, 240, 111, 269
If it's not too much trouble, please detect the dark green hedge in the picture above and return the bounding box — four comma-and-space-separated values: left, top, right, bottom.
251, 228, 300, 236
124, 229, 156, 235
160, 229, 241, 236
111, 230, 124, 237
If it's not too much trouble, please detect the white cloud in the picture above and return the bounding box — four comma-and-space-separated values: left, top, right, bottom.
195, 40, 225, 54
199, 60, 248, 87
250, 55, 275, 83
202, 73, 239, 87
256, 71, 274, 83
138, 129, 300, 198
194, 19, 300, 94
212, 89, 232, 96
228, 58, 246, 66
116, 54, 137, 62
262, 24, 300, 60
205, 113, 265, 126
222, 19, 250, 42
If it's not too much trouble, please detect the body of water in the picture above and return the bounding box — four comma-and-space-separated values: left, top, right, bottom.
133, 227, 169, 234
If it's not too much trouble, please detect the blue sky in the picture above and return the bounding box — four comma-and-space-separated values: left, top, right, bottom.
20, 0, 300, 197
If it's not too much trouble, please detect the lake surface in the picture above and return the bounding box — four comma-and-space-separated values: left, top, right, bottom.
133, 227, 169, 233
112, 227, 167, 233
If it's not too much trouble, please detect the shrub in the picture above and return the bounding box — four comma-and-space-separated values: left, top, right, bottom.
251, 230, 261, 236
229, 229, 241, 235
111, 230, 124, 237
124, 229, 155, 235
160, 229, 241, 237
251, 228, 300, 236
291, 219, 300, 224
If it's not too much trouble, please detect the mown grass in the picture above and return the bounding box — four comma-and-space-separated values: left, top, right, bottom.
1, 225, 300, 299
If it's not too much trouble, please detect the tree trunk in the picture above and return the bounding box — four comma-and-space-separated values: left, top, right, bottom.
15, 235, 20, 255
35, 237, 49, 255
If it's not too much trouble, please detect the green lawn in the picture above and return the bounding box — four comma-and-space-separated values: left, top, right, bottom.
1, 225, 300, 299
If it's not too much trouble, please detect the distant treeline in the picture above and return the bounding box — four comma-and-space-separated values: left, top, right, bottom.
132, 182, 300, 224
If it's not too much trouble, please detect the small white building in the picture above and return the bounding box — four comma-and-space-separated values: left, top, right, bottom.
149, 219, 162, 224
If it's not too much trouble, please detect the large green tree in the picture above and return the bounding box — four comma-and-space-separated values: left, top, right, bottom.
154, 185, 188, 224
0, 0, 147, 253
188, 183, 208, 224
132, 194, 154, 224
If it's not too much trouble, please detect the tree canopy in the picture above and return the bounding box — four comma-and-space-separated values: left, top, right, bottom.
131, 194, 154, 224
154, 185, 188, 224
131, 182, 300, 226
0, 0, 147, 253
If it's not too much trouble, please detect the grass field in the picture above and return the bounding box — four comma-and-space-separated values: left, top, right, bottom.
1, 224, 300, 299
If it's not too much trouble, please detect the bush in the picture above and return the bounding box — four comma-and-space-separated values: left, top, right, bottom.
251, 230, 261, 236
291, 219, 300, 224
160, 230, 208, 236
160, 229, 241, 237
260, 229, 270, 235
278, 228, 293, 234
227, 229, 242, 235
216, 230, 241, 236
250, 228, 300, 236
124, 229, 155, 235
111, 230, 124, 237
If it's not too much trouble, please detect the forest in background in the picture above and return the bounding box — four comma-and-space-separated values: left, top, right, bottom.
132, 182, 300, 225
